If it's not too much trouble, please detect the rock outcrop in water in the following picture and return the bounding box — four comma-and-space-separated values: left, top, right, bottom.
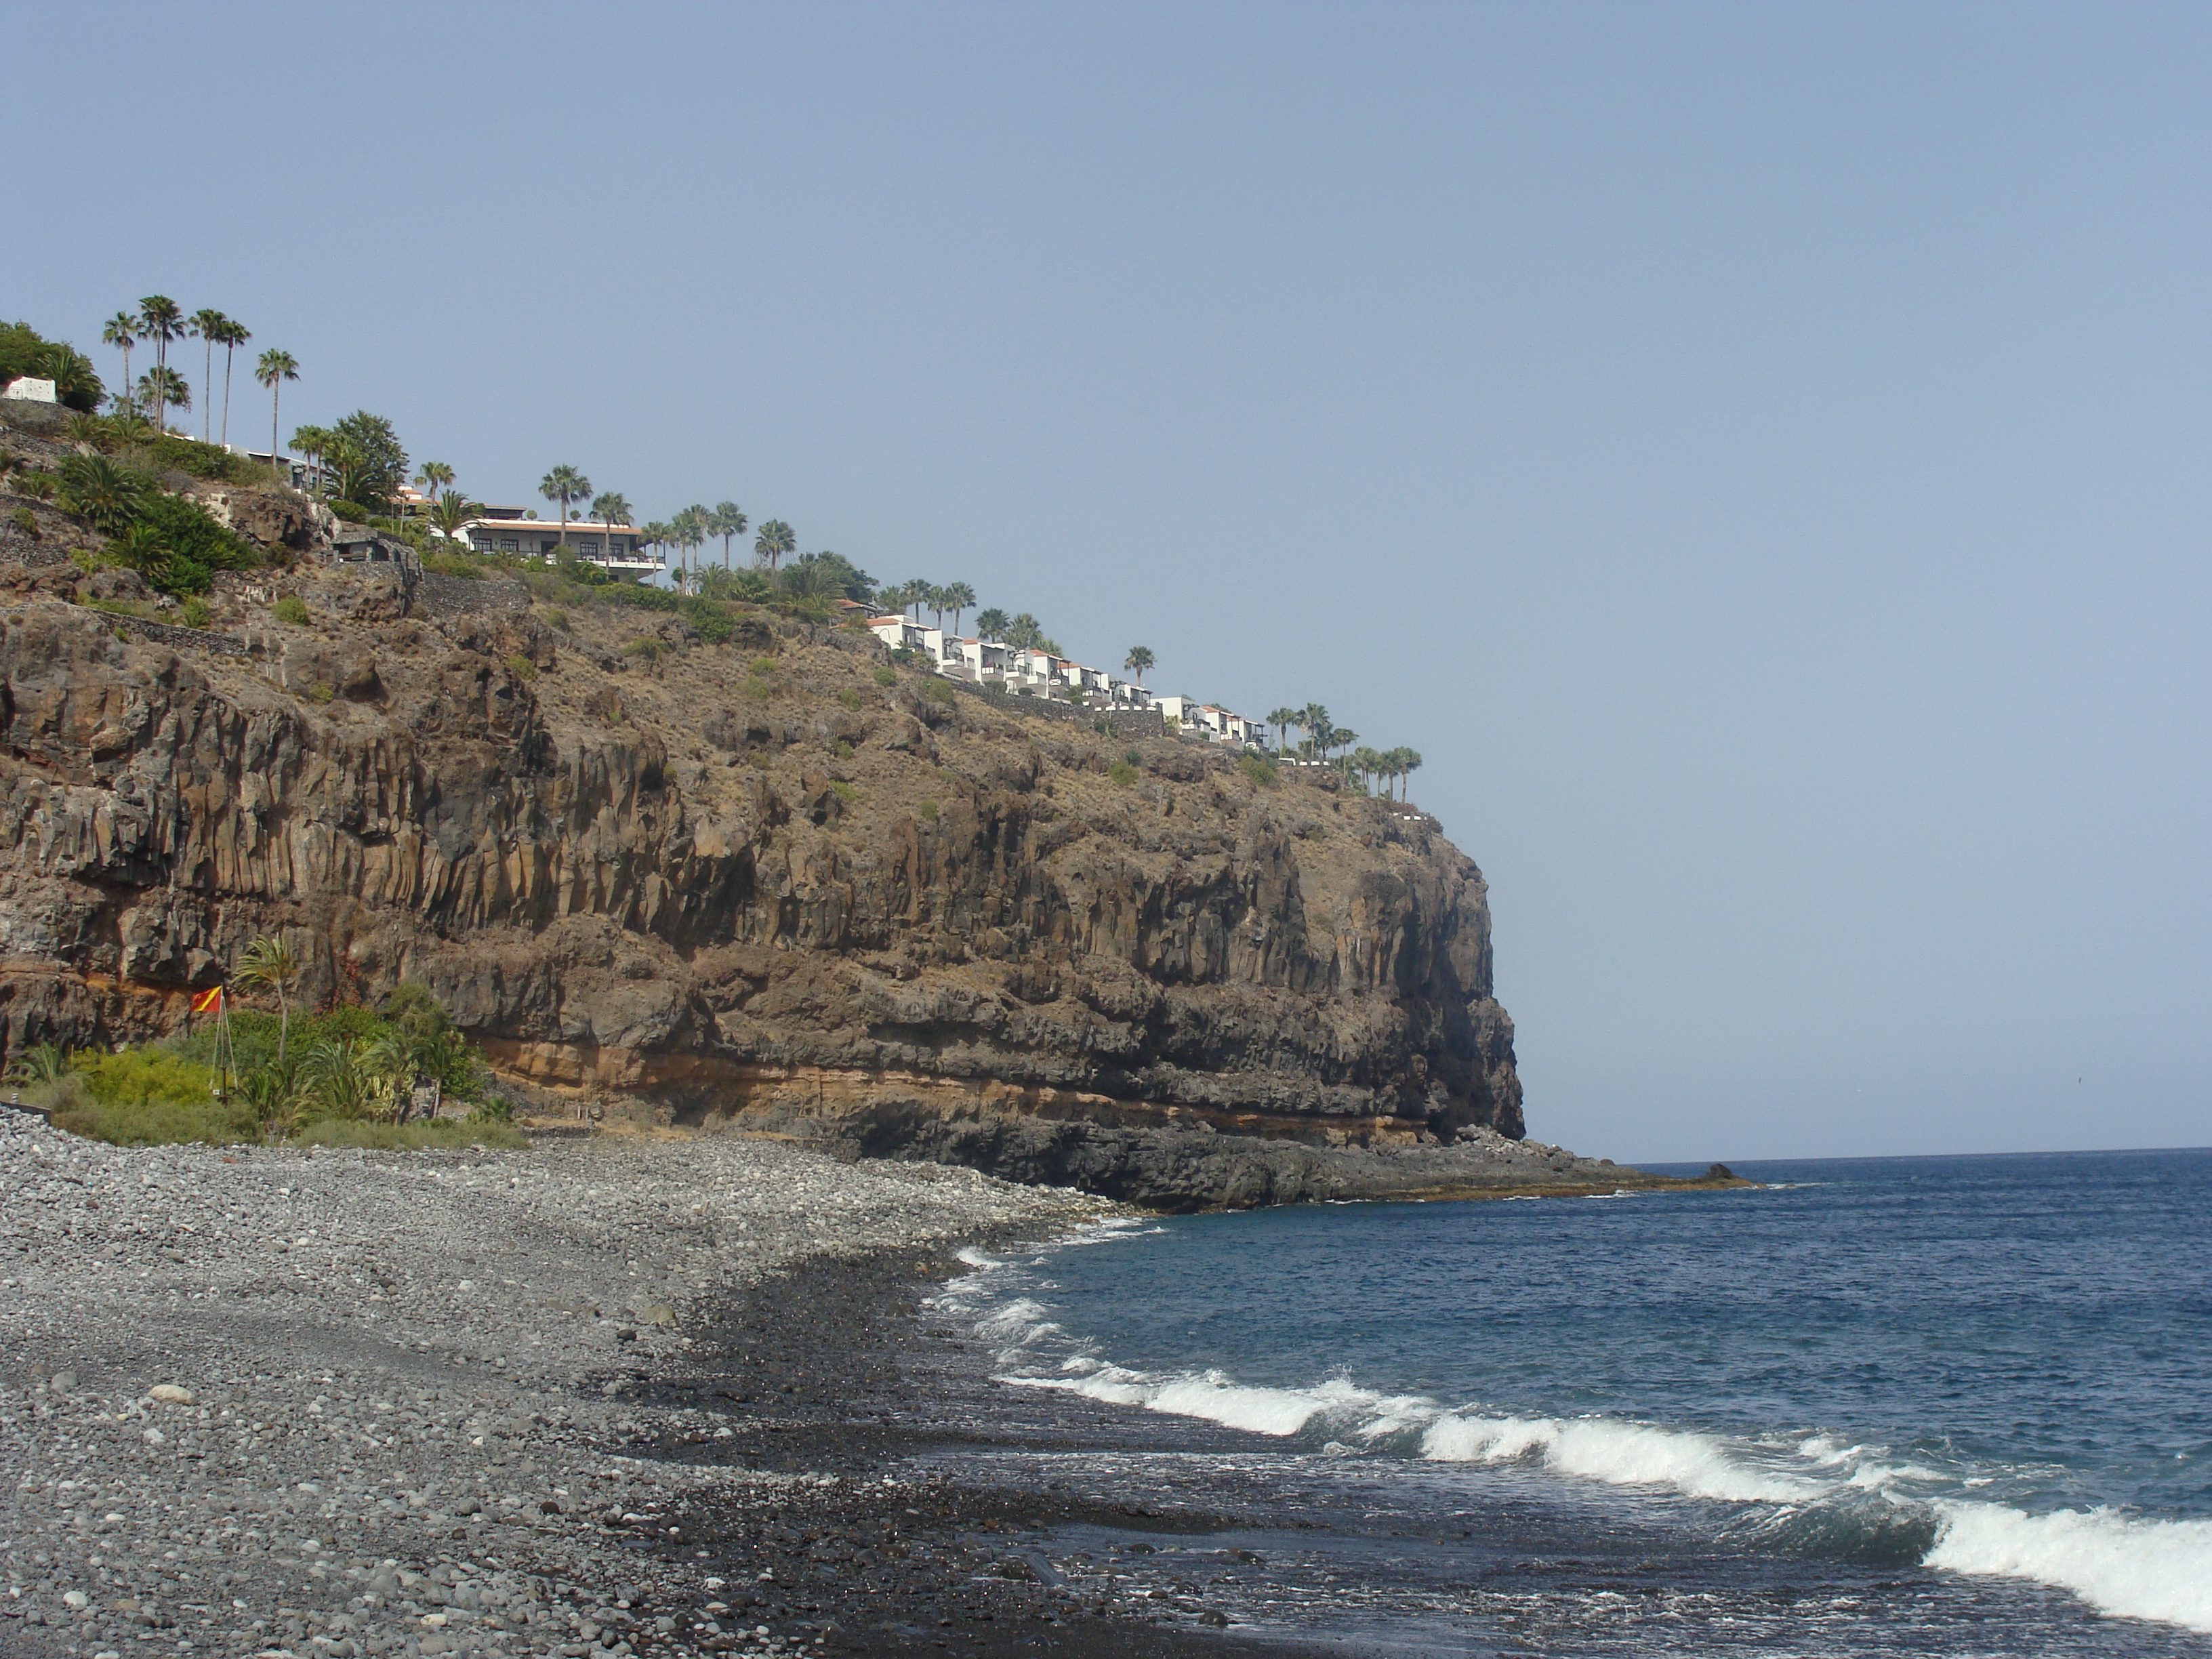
0, 436, 1693, 1205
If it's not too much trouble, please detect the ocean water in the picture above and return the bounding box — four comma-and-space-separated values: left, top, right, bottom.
935, 1148, 2212, 1652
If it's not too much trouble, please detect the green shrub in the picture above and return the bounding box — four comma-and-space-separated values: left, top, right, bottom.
46, 1048, 258, 1147
272, 594, 309, 625
918, 799, 941, 822
100, 491, 260, 597
179, 597, 211, 628
14, 470, 55, 501
141, 434, 265, 485
623, 636, 665, 661
752, 655, 779, 674
1238, 753, 1279, 789
838, 687, 863, 710
541, 607, 570, 632
7, 506, 34, 536
831, 779, 855, 804
422, 548, 485, 579
1108, 760, 1139, 787
506, 653, 539, 681
329, 499, 371, 523
924, 679, 956, 705
873, 665, 898, 688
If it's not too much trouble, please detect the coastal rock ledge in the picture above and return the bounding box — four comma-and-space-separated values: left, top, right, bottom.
0, 550, 1691, 1206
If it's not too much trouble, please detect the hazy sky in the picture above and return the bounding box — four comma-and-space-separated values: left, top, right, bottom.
8, 3, 2206, 1161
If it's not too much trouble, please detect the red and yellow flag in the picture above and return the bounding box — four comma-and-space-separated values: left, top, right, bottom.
190, 986, 223, 1016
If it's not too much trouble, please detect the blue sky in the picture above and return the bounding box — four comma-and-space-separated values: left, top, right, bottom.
7, 2, 2206, 1160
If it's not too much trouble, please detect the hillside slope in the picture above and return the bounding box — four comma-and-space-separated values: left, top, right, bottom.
0, 452, 1689, 1204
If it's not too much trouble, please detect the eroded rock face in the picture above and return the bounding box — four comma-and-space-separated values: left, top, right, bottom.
0, 573, 1523, 1156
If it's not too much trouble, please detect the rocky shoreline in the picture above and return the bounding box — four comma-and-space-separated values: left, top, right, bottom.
1, 1111, 1233, 1659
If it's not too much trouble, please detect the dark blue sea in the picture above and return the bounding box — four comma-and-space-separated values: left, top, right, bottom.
934, 1149, 2212, 1654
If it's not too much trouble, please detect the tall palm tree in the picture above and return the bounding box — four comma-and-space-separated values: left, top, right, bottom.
592, 493, 633, 562
235, 934, 302, 1067
674, 505, 710, 579
710, 502, 747, 566
754, 518, 795, 574
926, 584, 949, 630
136, 297, 183, 428
1395, 748, 1422, 802
415, 461, 455, 506
1266, 707, 1298, 753
539, 466, 590, 550
973, 607, 1010, 641
215, 318, 251, 447
255, 350, 298, 462
1330, 727, 1357, 764
640, 520, 672, 572
1298, 703, 1330, 760
101, 314, 137, 414
1123, 645, 1155, 687
189, 309, 229, 443
940, 581, 977, 634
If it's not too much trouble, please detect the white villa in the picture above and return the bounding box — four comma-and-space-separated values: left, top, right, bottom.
867, 613, 1264, 747
459, 508, 658, 576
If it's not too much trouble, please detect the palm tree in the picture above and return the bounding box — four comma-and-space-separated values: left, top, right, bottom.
1395, 749, 1422, 802
235, 934, 302, 1067
2, 1041, 68, 1088
1298, 703, 1330, 760
1265, 707, 1298, 754
939, 581, 976, 635
136, 296, 183, 428
539, 466, 591, 550
101, 314, 137, 413
189, 309, 229, 443
710, 502, 747, 566
415, 461, 455, 506
57, 455, 145, 533
1123, 646, 1155, 687
926, 583, 950, 630
429, 491, 482, 539
255, 350, 298, 462
973, 607, 1010, 641
592, 494, 633, 561
674, 505, 709, 579
640, 520, 672, 572
216, 318, 250, 447
136, 367, 190, 430
754, 518, 795, 574
1330, 728, 1357, 764
1005, 613, 1045, 651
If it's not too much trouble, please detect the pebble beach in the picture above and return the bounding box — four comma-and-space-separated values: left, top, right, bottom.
0, 1113, 1155, 1659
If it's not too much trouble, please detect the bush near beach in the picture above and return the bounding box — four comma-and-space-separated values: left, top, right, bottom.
5, 974, 520, 1151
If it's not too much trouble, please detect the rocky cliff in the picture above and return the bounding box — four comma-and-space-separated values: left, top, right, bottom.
0, 445, 1649, 1204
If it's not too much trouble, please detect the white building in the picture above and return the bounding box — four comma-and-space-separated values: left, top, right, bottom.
461, 510, 657, 575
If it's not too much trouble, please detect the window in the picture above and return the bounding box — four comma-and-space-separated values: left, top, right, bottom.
497, 538, 518, 552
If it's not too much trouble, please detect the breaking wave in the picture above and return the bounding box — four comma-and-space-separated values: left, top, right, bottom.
937, 1228, 2212, 1636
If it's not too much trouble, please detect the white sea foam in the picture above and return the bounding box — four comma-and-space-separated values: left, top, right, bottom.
951, 1219, 2212, 1638
1420, 1411, 1816, 1502
1926, 1500, 2212, 1633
